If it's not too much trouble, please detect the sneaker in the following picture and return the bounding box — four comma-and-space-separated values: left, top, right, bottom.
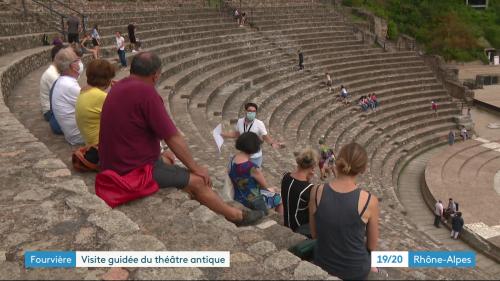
236, 210, 265, 227
132, 50, 137, 53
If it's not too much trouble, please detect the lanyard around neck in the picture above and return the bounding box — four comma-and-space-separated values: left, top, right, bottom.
244, 121, 254, 133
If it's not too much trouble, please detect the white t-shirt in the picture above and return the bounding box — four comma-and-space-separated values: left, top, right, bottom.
434, 202, 443, 216
39, 64, 60, 113
236, 117, 268, 159
52, 75, 83, 145
116, 36, 125, 51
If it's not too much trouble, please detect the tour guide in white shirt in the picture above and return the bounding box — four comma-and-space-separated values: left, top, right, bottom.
221, 102, 283, 167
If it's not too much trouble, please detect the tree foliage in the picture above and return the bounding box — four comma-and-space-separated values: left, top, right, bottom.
346, 0, 500, 62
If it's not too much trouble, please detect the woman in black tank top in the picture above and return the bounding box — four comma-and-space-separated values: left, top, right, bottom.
308, 143, 381, 280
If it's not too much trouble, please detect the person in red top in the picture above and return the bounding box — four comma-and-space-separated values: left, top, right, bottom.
431, 101, 438, 117
99, 51, 264, 226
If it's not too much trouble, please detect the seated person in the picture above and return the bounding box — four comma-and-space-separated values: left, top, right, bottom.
229, 132, 283, 215
318, 138, 334, 180
97, 52, 264, 225
52, 47, 84, 145
461, 127, 468, 141
359, 97, 368, 112
81, 32, 98, 59
40, 44, 64, 121
370, 93, 378, 108
281, 148, 318, 237
367, 95, 375, 111
234, 8, 240, 22
75, 59, 116, 166
239, 12, 247, 26
309, 143, 382, 280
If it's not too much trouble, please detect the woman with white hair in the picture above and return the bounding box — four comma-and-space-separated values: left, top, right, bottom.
52, 47, 84, 145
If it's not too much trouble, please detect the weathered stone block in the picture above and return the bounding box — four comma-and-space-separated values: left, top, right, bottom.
264, 250, 301, 272
189, 205, 217, 223
293, 261, 331, 280
87, 210, 140, 235
65, 194, 111, 213
231, 252, 256, 263
13, 188, 53, 201
247, 240, 277, 256
108, 234, 165, 251
134, 268, 205, 280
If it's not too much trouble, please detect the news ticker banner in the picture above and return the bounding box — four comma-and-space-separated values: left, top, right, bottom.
25, 251, 476, 268
371, 251, 476, 268
25, 251, 230, 268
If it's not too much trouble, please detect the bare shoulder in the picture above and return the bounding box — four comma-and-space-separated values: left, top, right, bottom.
360, 189, 379, 208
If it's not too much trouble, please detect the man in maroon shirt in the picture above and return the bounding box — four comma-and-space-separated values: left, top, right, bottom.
99, 52, 264, 226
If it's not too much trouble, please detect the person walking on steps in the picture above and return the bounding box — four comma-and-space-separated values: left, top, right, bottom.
127, 22, 138, 53
448, 130, 455, 146
115, 31, 127, 68
298, 50, 304, 71
451, 212, 464, 239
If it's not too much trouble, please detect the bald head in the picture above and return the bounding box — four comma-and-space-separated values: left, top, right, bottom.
130, 52, 162, 77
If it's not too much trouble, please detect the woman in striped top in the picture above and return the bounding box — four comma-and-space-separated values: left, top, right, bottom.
281, 148, 318, 237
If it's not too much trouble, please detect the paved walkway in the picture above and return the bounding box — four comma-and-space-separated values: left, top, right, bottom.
398, 146, 500, 278
474, 85, 500, 110
470, 105, 500, 140
452, 62, 500, 81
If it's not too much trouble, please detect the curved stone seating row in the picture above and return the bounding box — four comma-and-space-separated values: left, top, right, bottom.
280, 66, 434, 139
374, 121, 455, 209
73, 0, 209, 11
270, 64, 434, 138
213, 42, 372, 119
0, 19, 52, 36
235, 0, 323, 8
302, 75, 439, 135
98, 22, 236, 48
207, 43, 379, 124
237, 51, 416, 123
84, 7, 219, 19
0, 8, 229, 56
424, 138, 500, 263
104, 25, 250, 62
283, 69, 437, 143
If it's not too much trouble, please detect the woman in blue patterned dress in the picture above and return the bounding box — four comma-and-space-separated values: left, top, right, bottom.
228, 132, 283, 215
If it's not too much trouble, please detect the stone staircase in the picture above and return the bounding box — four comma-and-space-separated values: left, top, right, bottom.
0, 0, 498, 279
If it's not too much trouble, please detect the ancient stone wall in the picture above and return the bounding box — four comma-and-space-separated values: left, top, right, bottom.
421, 55, 475, 102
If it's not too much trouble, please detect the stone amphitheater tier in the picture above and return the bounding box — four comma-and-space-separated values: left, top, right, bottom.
424, 138, 500, 266
0, 0, 496, 279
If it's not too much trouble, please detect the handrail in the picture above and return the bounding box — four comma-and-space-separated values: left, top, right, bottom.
31, 0, 65, 18
51, 0, 85, 17
30, 0, 89, 37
